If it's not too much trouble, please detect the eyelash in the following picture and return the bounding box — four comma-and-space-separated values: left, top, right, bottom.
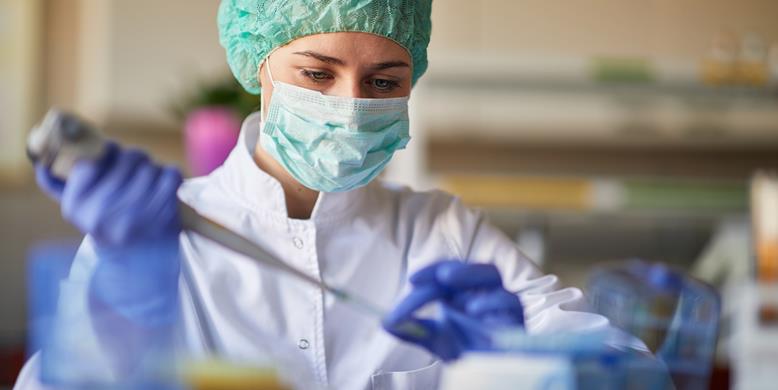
369, 78, 400, 92
300, 69, 333, 83
299, 69, 400, 92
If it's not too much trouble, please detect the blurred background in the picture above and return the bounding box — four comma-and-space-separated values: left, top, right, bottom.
1, 0, 778, 388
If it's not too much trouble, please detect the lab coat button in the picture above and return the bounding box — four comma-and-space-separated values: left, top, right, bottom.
297, 338, 310, 350
292, 237, 304, 249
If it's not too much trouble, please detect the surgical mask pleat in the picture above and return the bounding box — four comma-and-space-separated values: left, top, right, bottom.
260, 78, 410, 192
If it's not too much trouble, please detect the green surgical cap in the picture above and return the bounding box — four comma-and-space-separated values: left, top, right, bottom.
217, 0, 433, 95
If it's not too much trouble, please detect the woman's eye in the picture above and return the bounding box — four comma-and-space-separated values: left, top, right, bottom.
301, 69, 332, 82
371, 78, 399, 91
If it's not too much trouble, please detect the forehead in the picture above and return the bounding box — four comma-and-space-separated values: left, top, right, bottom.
276, 32, 411, 64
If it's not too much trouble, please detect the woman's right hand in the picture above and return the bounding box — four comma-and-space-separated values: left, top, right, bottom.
36, 141, 183, 333
35, 142, 183, 247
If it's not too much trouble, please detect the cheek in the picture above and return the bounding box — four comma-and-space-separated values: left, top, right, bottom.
386, 83, 411, 99
400, 84, 412, 96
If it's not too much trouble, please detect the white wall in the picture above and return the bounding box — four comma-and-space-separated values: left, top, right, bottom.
0, 0, 43, 180
73, 0, 229, 129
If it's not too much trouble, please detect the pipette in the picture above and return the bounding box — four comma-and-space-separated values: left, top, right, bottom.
26, 109, 393, 321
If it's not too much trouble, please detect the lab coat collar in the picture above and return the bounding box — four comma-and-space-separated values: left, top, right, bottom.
215, 112, 368, 226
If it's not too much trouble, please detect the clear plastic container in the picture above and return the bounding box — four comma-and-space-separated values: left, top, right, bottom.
587, 260, 720, 390
449, 330, 675, 390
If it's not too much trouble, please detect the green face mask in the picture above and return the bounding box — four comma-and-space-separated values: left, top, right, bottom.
259, 58, 411, 193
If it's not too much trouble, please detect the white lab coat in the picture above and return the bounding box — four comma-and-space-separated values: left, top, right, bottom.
15, 112, 644, 390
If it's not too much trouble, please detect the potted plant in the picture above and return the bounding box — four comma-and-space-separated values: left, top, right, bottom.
171, 77, 258, 176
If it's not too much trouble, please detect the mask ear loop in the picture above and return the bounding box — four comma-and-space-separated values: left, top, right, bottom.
260, 55, 276, 125
265, 55, 277, 87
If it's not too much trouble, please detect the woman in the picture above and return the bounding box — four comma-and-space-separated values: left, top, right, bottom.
16, 1, 645, 389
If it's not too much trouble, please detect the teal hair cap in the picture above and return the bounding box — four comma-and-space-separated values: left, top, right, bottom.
218, 0, 433, 95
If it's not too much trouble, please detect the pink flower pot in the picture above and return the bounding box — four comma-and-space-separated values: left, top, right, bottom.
184, 107, 241, 176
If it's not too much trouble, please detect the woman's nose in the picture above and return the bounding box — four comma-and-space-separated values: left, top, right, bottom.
330, 78, 369, 98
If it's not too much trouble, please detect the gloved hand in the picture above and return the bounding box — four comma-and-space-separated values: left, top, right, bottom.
383, 261, 525, 361
35, 142, 183, 324
35, 141, 183, 246
35, 142, 183, 379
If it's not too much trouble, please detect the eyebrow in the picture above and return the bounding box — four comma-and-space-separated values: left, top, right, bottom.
293, 50, 410, 71
371, 60, 410, 71
293, 51, 345, 65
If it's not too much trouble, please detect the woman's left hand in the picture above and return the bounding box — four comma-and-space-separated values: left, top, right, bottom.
382, 260, 525, 361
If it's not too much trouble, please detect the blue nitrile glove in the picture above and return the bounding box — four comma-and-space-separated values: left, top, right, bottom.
35, 142, 183, 378
382, 261, 525, 361
35, 142, 182, 323
35, 141, 182, 247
